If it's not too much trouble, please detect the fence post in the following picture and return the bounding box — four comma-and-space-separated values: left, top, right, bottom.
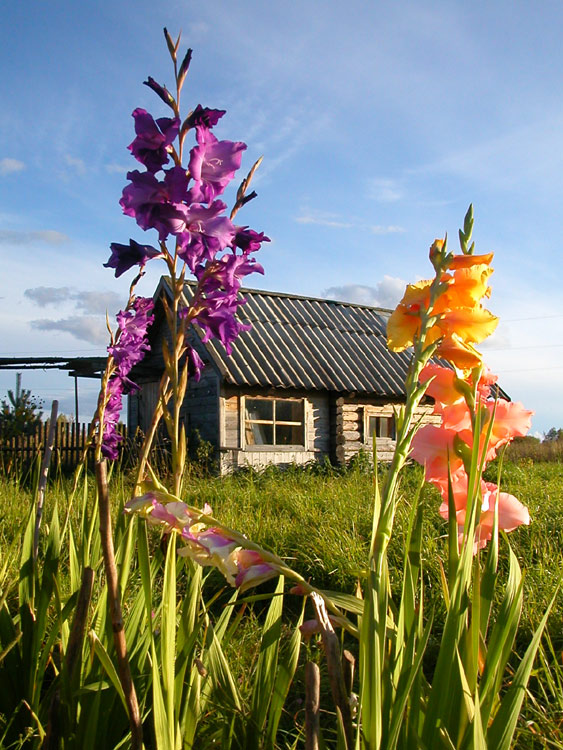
34, 400, 58, 560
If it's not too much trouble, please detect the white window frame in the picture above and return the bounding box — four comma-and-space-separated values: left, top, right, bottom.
241, 395, 307, 451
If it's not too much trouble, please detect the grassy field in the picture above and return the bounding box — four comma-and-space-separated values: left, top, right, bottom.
1, 457, 562, 747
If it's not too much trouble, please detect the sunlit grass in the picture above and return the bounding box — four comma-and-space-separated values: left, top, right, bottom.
1, 459, 562, 747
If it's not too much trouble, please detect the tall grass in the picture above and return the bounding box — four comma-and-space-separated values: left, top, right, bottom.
1, 460, 562, 747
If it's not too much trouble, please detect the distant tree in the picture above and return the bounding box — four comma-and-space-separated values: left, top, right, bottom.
544, 427, 563, 442
0, 388, 43, 439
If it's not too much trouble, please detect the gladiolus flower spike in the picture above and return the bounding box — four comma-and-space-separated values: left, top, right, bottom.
105, 41, 269, 366
388, 210, 532, 552
124, 494, 280, 592
100, 35, 269, 462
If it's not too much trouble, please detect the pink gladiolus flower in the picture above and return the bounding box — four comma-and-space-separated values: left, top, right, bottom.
475, 482, 530, 549
485, 400, 533, 455
419, 364, 464, 410
410, 424, 463, 482
178, 527, 240, 582
150, 500, 196, 530
233, 549, 278, 591
438, 478, 530, 552
440, 401, 472, 432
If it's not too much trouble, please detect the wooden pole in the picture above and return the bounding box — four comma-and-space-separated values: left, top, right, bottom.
74, 375, 79, 424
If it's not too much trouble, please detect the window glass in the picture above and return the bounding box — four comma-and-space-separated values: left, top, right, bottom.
245, 398, 273, 422
276, 400, 303, 423
276, 423, 304, 445
244, 398, 305, 447
366, 414, 396, 440
246, 422, 274, 446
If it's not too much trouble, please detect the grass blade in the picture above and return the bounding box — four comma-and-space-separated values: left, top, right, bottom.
250, 575, 285, 735
487, 577, 561, 750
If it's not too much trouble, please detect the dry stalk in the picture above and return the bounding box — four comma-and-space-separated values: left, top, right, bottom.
95, 460, 143, 749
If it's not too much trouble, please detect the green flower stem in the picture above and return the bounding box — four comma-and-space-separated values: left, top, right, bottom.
370, 268, 446, 566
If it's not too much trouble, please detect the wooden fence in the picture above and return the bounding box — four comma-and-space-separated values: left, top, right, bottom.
0, 422, 128, 472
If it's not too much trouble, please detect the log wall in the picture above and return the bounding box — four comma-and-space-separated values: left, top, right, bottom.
335, 396, 440, 465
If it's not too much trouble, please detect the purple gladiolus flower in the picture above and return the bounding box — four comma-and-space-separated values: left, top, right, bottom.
104, 239, 161, 278
128, 108, 180, 173
233, 227, 270, 254
101, 377, 124, 460
187, 290, 250, 355
101, 296, 154, 459
176, 201, 236, 271
120, 167, 190, 240
143, 76, 176, 109
187, 346, 204, 381
189, 128, 246, 203
196, 252, 264, 299
184, 104, 226, 130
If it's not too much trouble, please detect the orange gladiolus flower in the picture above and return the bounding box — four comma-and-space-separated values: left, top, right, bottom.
438, 306, 498, 344
388, 244, 497, 366
448, 252, 494, 270
386, 280, 441, 351
442, 265, 493, 306
435, 335, 483, 371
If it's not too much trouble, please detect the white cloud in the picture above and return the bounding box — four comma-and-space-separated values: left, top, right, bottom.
296, 213, 353, 229
323, 275, 407, 309
371, 225, 406, 235
75, 291, 122, 315
30, 316, 108, 344
0, 230, 70, 245
368, 178, 403, 202
64, 154, 87, 175
296, 212, 405, 234
24, 287, 73, 307
478, 328, 512, 351
0, 158, 25, 175
24, 287, 123, 315
105, 163, 129, 174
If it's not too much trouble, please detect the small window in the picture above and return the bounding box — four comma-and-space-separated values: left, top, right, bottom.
244, 397, 305, 447
366, 414, 396, 441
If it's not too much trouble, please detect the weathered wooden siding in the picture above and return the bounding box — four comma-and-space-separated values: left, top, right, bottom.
181, 364, 220, 448
335, 396, 440, 465
219, 386, 330, 473
129, 381, 160, 434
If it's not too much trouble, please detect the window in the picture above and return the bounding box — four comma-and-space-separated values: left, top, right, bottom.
244, 397, 305, 447
366, 414, 396, 441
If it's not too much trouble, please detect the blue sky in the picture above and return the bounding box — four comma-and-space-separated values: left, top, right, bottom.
1, 0, 562, 435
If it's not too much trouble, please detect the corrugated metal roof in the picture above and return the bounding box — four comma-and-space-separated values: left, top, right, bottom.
176, 280, 413, 397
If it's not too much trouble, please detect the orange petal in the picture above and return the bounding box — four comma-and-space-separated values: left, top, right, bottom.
439, 305, 498, 344
449, 252, 494, 269
435, 335, 483, 370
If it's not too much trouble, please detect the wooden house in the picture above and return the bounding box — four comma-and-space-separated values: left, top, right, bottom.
128, 277, 439, 473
